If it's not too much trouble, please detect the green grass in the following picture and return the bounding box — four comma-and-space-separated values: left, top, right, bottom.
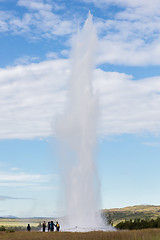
1, 229, 160, 240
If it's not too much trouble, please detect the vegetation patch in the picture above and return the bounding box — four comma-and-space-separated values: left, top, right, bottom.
0, 225, 6, 231
1, 230, 160, 240
116, 217, 160, 230
103, 205, 160, 225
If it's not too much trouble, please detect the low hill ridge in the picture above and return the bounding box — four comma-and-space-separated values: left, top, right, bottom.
103, 205, 160, 225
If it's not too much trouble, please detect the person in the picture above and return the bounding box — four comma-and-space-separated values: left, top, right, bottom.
56, 222, 60, 232
42, 221, 46, 232
27, 224, 31, 231
48, 222, 50, 232
50, 221, 54, 231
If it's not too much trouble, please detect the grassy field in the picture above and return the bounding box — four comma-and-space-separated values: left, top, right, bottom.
0, 218, 51, 229
1, 229, 160, 240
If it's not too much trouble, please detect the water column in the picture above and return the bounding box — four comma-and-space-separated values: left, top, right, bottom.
56, 13, 108, 231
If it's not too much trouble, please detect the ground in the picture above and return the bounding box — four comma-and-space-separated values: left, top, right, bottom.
1, 230, 160, 240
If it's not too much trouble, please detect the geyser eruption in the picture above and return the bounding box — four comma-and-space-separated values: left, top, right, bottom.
56, 13, 111, 231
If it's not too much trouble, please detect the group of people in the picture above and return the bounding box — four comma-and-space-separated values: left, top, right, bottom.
27, 221, 60, 232
43, 221, 60, 232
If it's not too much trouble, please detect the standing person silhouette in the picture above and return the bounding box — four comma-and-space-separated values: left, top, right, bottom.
42, 221, 46, 232
56, 222, 60, 232
48, 222, 50, 232
50, 221, 54, 231
27, 224, 31, 231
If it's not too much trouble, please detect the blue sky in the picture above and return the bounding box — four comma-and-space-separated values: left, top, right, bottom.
1, 0, 160, 218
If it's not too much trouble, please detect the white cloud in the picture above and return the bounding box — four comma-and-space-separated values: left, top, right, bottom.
0, 168, 57, 188
0, 0, 74, 38
51, 1, 66, 11
10, 167, 19, 171
46, 52, 59, 60
143, 142, 160, 147
13, 56, 40, 65
96, 37, 160, 66
1, 0, 160, 66
0, 172, 51, 182
0, 11, 11, 32
87, 0, 160, 66
0, 59, 69, 139
18, 0, 52, 11
1, 60, 160, 139
0, 196, 33, 201
84, 0, 160, 11
94, 69, 160, 136
61, 49, 69, 57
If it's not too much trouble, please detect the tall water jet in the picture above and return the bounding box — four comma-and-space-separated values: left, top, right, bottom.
56, 13, 109, 231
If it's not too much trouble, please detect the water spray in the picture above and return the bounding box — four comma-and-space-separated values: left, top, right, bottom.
56, 13, 113, 232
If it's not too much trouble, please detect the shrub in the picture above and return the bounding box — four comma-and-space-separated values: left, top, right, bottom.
116, 217, 160, 230
0, 225, 6, 231
7, 229, 15, 233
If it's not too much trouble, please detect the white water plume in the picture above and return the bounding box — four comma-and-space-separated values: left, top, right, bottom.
56, 13, 112, 231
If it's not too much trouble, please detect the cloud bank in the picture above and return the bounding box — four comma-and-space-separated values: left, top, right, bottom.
0, 60, 69, 139
85, 0, 160, 65
0, 0, 74, 38
1, 1, 160, 139
1, 60, 160, 139
1, 1, 160, 66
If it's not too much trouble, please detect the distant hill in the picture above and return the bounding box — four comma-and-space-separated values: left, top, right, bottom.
1, 205, 160, 227
102, 205, 160, 226
0, 215, 19, 219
